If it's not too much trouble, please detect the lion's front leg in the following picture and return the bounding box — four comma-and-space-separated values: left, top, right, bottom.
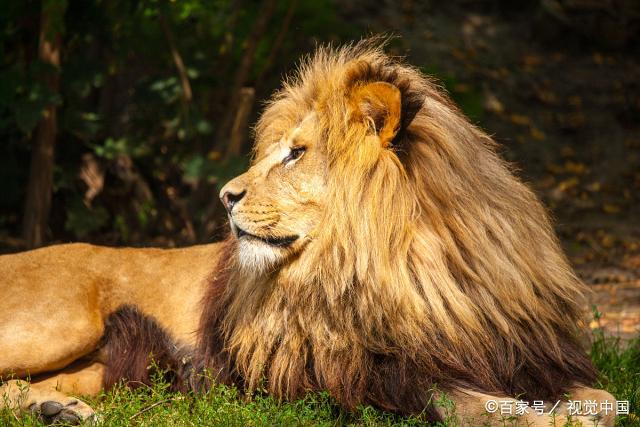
1, 361, 104, 424
441, 387, 616, 426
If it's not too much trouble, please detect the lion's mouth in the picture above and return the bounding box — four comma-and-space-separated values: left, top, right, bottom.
235, 225, 298, 248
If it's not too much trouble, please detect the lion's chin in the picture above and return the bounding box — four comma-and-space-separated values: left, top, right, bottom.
236, 238, 286, 274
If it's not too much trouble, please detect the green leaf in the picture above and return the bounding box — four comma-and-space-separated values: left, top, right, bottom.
14, 103, 44, 134
64, 198, 109, 238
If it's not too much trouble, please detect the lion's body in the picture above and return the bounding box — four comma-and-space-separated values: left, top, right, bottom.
0, 243, 222, 422
1, 41, 616, 425
0, 243, 221, 373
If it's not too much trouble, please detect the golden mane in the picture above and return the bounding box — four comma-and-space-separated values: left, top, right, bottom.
195, 40, 596, 417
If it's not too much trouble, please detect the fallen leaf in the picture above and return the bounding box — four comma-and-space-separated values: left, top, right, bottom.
484, 92, 504, 114
535, 89, 558, 105
510, 114, 531, 126
557, 177, 579, 192
593, 52, 604, 65
530, 126, 546, 141
567, 95, 582, 107
603, 204, 621, 214
624, 138, 640, 148
557, 112, 586, 129
600, 234, 615, 248
586, 182, 601, 192
522, 54, 541, 67
564, 161, 588, 175
208, 150, 222, 161
546, 163, 564, 174
560, 146, 575, 157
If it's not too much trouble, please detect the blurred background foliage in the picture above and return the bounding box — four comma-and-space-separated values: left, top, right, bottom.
0, 0, 639, 253
0, 0, 359, 248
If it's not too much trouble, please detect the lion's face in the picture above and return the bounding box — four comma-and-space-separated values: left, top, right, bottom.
219, 113, 326, 272
219, 68, 406, 274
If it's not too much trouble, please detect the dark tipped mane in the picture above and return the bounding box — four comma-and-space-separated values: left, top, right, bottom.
102, 41, 598, 423
191, 237, 242, 391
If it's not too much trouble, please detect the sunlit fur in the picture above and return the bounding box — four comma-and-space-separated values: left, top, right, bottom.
198, 40, 597, 417
234, 228, 283, 273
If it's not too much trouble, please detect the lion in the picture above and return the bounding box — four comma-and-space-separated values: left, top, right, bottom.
0, 40, 617, 426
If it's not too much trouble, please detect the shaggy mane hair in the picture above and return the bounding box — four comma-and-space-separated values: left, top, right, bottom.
107, 40, 597, 421
194, 40, 596, 419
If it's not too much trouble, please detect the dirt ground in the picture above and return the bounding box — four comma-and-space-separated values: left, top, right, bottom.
343, 1, 640, 340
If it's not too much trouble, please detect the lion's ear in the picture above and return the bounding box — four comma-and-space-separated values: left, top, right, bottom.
351, 81, 401, 148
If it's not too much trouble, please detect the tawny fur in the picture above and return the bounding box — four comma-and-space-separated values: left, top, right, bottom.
1, 40, 613, 426
196, 40, 597, 416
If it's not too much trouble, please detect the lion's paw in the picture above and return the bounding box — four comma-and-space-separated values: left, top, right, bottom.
29, 399, 96, 425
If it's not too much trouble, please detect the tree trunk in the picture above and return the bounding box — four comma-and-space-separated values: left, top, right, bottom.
214, 0, 277, 150
225, 87, 255, 160
159, 12, 192, 105
22, 4, 64, 248
255, 0, 298, 89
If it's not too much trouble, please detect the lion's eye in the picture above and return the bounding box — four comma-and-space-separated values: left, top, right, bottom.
283, 146, 306, 165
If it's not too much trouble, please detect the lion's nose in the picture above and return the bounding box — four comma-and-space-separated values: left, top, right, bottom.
220, 190, 246, 213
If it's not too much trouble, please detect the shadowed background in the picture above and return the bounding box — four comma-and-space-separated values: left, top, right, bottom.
1, 1, 639, 337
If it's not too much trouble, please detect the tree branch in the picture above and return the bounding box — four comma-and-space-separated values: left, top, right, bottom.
159, 12, 192, 104
255, 0, 298, 88
214, 0, 278, 149
22, 2, 65, 248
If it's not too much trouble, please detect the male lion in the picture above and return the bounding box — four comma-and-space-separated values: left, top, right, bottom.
1, 41, 616, 425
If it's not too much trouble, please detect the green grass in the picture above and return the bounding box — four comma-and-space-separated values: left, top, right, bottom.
590, 332, 640, 426
2, 333, 638, 426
